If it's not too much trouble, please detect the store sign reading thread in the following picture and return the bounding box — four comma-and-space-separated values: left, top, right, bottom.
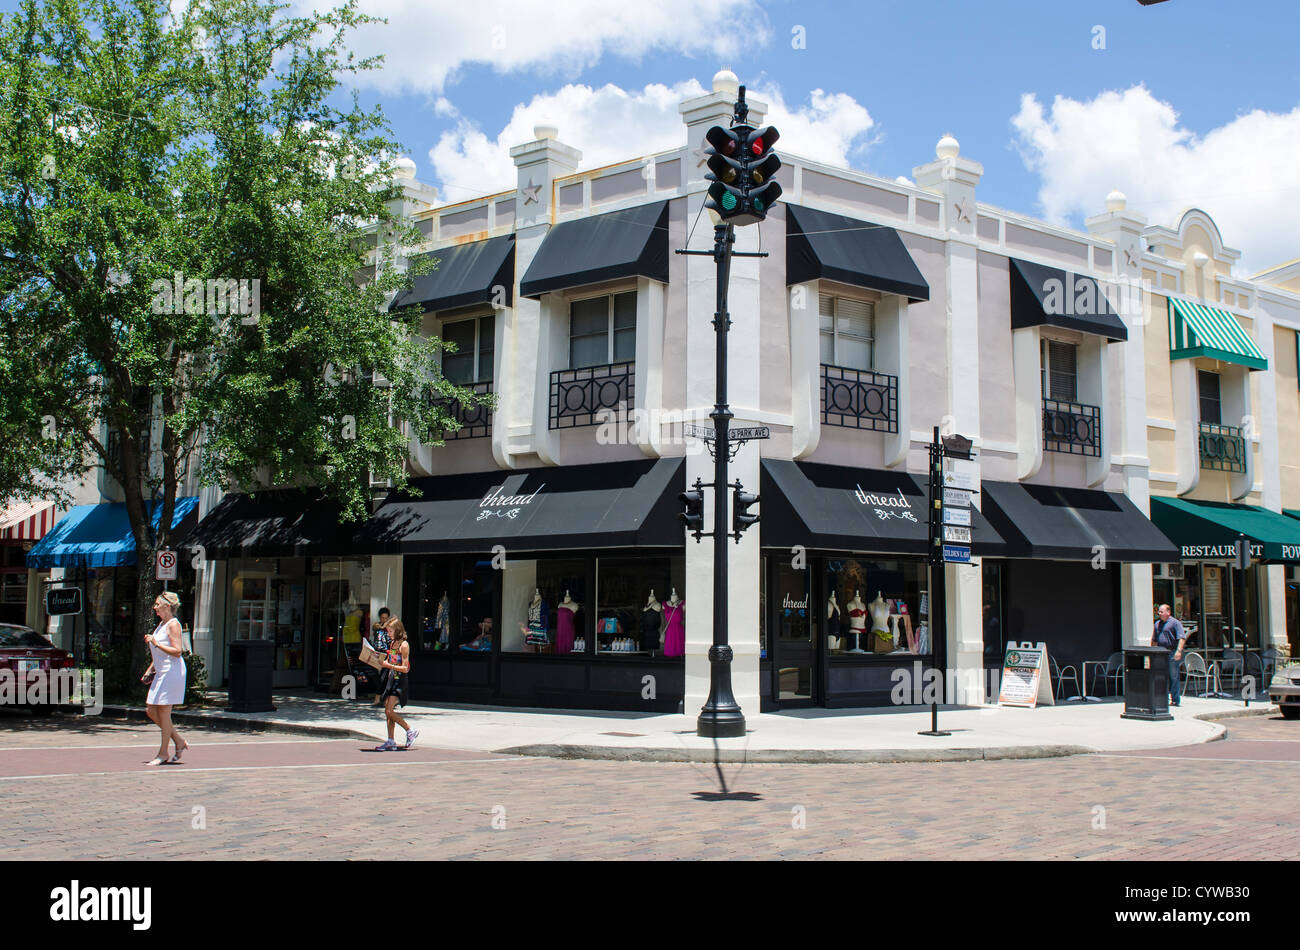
476, 482, 545, 523
45, 587, 83, 616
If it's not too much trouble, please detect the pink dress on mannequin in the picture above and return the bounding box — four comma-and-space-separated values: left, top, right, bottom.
663, 601, 685, 657
557, 605, 577, 654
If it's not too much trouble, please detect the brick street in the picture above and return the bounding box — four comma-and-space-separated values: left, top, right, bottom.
1, 711, 1296, 860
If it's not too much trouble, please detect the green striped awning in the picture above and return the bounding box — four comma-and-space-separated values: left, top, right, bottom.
1168, 298, 1267, 370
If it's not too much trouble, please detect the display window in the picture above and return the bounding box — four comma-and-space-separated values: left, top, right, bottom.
501, 558, 588, 654
595, 556, 685, 656
824, 557, 929, 656
981, 560, 1005, 666
1153, 561, 1263, 658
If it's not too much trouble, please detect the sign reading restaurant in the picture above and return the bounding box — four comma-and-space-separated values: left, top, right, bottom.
1180, 543, 1264, 560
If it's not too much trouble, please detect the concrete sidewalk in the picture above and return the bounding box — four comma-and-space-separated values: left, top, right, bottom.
100, 691, 1277, 763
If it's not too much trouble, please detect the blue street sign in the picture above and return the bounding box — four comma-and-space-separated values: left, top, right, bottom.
942, 544, 971, 564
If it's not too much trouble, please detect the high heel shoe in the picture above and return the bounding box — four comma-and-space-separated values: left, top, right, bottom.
168, 741, 189, 764
147, 756, 166, 766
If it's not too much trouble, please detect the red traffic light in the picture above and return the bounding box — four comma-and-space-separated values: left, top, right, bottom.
704, 126, 739, 157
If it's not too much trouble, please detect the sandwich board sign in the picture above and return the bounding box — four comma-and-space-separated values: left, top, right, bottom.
997, 641, 1055, 708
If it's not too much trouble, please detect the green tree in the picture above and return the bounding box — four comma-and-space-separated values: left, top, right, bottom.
0, 0, 483, 672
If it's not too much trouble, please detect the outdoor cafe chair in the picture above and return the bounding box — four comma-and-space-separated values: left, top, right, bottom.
1100, 651, 1125, 696
1182, 651, 1210, 698
1050, 655, 1080, 701
1220, 649, 1244, 691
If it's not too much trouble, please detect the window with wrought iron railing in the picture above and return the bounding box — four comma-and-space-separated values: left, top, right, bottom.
820, 364, 897, 432
1199, 422, 1246, 473
550, 362, 635, 430
1042, 398, 1101, 456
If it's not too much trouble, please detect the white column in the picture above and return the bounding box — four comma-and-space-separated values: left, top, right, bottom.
1078, 335, 1109, 487
789, 281, 820, 459
1172, 360, 1201, 496
370, 556, 403, 622
1263, 564, 1288, 649
194, 558, 226, 682
1013, 326, 1044, 480
1221, 365, 1253, 501
879, 296, 910, 468
633, 277, 665, 457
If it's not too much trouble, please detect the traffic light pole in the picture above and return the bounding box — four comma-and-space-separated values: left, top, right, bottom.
697, 221, 746, 739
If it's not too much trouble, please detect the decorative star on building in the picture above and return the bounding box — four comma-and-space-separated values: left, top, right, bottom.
1123, 244, 1140, 269
520, 178, 541, 205
954, 196, 972, 224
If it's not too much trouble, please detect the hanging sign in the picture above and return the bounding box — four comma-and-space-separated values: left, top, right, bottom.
943, 525, 971, 544
45, 587, 83, 616
942, 544, 971, 564
997, 642, 1056, 708
943, 506, 971, 527
942, 458, 980, 491
155, 548, 178, 581
944, 487, 972, 508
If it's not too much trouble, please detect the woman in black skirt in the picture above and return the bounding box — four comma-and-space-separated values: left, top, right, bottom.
374, 619, 416, 750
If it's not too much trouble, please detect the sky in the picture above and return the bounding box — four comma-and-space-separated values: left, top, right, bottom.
7, 0, 1299, 272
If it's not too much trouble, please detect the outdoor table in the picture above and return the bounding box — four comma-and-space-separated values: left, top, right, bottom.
1071, 660, 1108, 703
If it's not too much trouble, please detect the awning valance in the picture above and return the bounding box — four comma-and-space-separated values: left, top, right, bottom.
980, 481, 1176, 562
1167, 298, 1267, 370
26, 498, 199, 569
785, 204, 930, 302
388, 234, 515, 313
519, 201, 669, 299
759, 460, 1005, 556
358, 458, 684, 554
179, 491, 361, 560
1008, 258, 1127, 342
0, 501, 58, 542
1150, 497, 1300, 563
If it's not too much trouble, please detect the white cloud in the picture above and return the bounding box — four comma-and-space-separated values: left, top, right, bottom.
1011, 85, 1300, 272
429, 81, 877, 202
290, 0, 769, 94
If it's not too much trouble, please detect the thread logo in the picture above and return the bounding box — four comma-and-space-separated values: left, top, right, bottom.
50, 881, 151, 930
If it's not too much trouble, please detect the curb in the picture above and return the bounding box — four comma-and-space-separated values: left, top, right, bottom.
97, 705, 377, 742
1196, 705, 1278, 723
492, 742, 1095, 764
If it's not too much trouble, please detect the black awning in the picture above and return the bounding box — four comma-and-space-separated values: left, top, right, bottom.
388, 234, 515, 313
519, 201, 669, 299
358, 457, 685, 554
760, 460, 1005, 556
179, 490, 364, 560
785, 204, 930, 303
980, 481, 1176, 562
1009, 258, 1127, 342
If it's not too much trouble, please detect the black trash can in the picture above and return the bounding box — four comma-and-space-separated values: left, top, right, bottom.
228, 639, 277, 713
1120, 645, 1173, 721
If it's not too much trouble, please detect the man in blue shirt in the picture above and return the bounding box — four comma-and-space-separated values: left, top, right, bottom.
1151, 603, 1188, 707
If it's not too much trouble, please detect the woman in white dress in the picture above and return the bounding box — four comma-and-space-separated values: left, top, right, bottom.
142, 591, 189, 765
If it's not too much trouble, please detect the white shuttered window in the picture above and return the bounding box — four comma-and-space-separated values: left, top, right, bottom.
819, 294, 875, 371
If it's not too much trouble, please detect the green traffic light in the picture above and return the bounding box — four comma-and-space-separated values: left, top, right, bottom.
721, 192, 737, 211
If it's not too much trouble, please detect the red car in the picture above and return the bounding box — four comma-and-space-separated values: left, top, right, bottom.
0, 623, 77, 681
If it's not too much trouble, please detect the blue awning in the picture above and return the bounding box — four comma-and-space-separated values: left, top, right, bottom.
26, 498, 200, 569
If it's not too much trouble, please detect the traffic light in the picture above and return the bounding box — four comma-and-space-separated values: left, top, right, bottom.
731, 482, 759, 540
679, 479, 706, 541
702, 110, 781, 226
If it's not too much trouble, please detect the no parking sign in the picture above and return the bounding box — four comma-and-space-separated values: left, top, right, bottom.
155, 548, 178, 581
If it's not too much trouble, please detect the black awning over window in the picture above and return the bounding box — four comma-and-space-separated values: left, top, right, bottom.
358, 457, 684, 554
785, 204, 930, 303
388, 234, 515, 313
760, 460, 1005, 556
980, 481, 1176, 562
1009, 258, 1127, 342
519, 201, 669, 299
180, 490, 364, 560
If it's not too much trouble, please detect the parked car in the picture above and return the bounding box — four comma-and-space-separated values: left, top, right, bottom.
0, 624, 77, 712
1269, 664, 1300, 719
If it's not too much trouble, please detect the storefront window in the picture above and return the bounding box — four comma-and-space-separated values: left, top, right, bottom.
982, 561, 1005, 666
595, 556, 684, 655
774, 561, 813, 700
315, 558, 371, 685
502, 558, 588, 654
415, 558, 460, 653
825, 558, 929, 656
458, 559, 498, 653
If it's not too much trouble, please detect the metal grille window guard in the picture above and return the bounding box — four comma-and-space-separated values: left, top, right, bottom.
820, 364, 897, 432
1199, 422, 1247, 473
550, 361, 635, 430
1042, 398, 1101, 456
435, 380, 493, 440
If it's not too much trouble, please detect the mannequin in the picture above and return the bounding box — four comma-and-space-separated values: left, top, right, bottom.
846, 590, 867, 654
663, 588, 685, 657
641, 590, 663, 654
435, 593, 451, 649
827, 591, 842, 651
557, 589, 579, 654
522, 588, 549, 649
869, 591, 891, 653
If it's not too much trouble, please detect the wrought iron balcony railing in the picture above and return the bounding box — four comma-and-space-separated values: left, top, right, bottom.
435, 380, 493, 440
1042, 398, 1101, 456
820, 364, 898, 433
549, 361, 635, 430
1199, 422, 1246, 473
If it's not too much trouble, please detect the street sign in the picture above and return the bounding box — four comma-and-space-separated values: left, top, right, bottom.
942, 458, 979, 491
942, 544, 971, 564
943, 525, 971, 544
156, 548, 178, 581
942, 506, 971, 527
684, 424, 770, 442
943, 487, 971, 508
1235, 537, 1251, 572
45, 587, 83, 616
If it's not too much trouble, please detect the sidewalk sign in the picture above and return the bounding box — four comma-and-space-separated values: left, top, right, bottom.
997, 640, 1055, 708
